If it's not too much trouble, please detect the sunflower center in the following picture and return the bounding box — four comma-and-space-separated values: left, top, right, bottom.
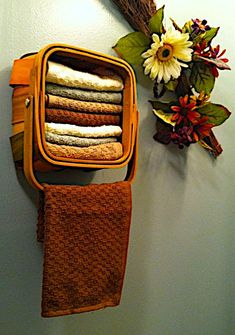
157, 44, 174, 62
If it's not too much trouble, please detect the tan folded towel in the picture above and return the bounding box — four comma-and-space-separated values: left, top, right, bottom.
45, 109, 121, 126
45, 123, 122, 138
46, 94, 123, 114
46, 61, 124, 92
45, 131, 117, 147
46, 83, 122, 104
46, 142, 123, 160
39, 182, 132, 317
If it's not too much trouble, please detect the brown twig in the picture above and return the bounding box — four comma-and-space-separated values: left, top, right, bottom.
200, 130, 223, 158
111, 0, 157, 36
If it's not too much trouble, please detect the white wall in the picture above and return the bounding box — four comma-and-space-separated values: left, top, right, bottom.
0, 0, 234, 334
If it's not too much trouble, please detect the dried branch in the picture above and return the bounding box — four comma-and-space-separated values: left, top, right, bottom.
111, 0, 157, 36
200, 130, 223, 158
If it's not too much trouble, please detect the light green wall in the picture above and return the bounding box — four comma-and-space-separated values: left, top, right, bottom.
0, 0, 234, 334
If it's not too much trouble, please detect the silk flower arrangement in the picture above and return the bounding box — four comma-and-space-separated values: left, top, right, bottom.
113, 4, 231, 157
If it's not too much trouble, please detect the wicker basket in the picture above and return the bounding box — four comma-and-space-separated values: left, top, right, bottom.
10, 44, 138, 190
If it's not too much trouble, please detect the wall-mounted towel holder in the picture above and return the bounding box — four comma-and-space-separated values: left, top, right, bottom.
9, 44, 139, 317
9, 43, 138, 189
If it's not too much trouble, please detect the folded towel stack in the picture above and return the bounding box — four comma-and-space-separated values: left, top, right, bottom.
45, 61, 124, 160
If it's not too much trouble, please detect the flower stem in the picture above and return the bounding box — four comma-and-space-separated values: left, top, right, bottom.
153, 82, 166, 98
176, 70, 192, 97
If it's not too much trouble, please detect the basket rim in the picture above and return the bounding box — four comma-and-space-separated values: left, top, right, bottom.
32, 43, 138, 169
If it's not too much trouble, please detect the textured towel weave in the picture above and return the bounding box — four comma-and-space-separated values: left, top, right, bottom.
46, 61, 124, 92
45, 109, 121, 126
46, 94, 123, 114
46, 142, 123, 160
40, 182, 132, 317
46, 83, 122, 104
45, 123, 122, 138
46, 131, 117, 147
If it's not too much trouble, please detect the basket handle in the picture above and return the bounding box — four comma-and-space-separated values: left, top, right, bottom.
23, 96, 138, 190
24, 95, 44, 190
124, 109, 139, 183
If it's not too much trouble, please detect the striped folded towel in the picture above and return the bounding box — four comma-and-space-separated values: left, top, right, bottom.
46, 83, 122, 104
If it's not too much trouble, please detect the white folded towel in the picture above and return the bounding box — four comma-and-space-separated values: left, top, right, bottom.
46, 61, 124, 92
45, 131, 117, 147
45, 123, 122, 138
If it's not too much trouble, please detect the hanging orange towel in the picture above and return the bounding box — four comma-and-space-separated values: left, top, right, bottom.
38, 181, 132, 317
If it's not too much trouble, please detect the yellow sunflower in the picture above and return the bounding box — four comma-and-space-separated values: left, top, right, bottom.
142, 28, 193, 83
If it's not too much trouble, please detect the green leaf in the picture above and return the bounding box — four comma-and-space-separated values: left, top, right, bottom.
164, 79, 178, 92
198, 103, 231, 126
203, 27, 219, 46
192, 27, 219, 47
150, 100, 172, 112
182, 20, 193, 34
151, 100, 177, 126
190, 61, 215, 94
153, 109, 176, 126
192, 34, 203, 47
176, 69, 192, 97
113, 32, 150, 65
148, 5, 165, 34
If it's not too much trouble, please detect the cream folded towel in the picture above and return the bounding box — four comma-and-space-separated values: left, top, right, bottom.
45, 131, 117, 147
46, 61, 124, 92
45, 123, 122, 138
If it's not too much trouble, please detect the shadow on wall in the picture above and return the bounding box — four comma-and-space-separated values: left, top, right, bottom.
0, 66, 13, 139
98, 0, 133, 33
136, 109, 189, 222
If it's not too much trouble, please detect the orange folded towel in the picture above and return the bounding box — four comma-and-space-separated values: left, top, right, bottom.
46, 94, 123, 114
39, 182, 132, 317
46, 142, 123, 160
46, 109, 121, 126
